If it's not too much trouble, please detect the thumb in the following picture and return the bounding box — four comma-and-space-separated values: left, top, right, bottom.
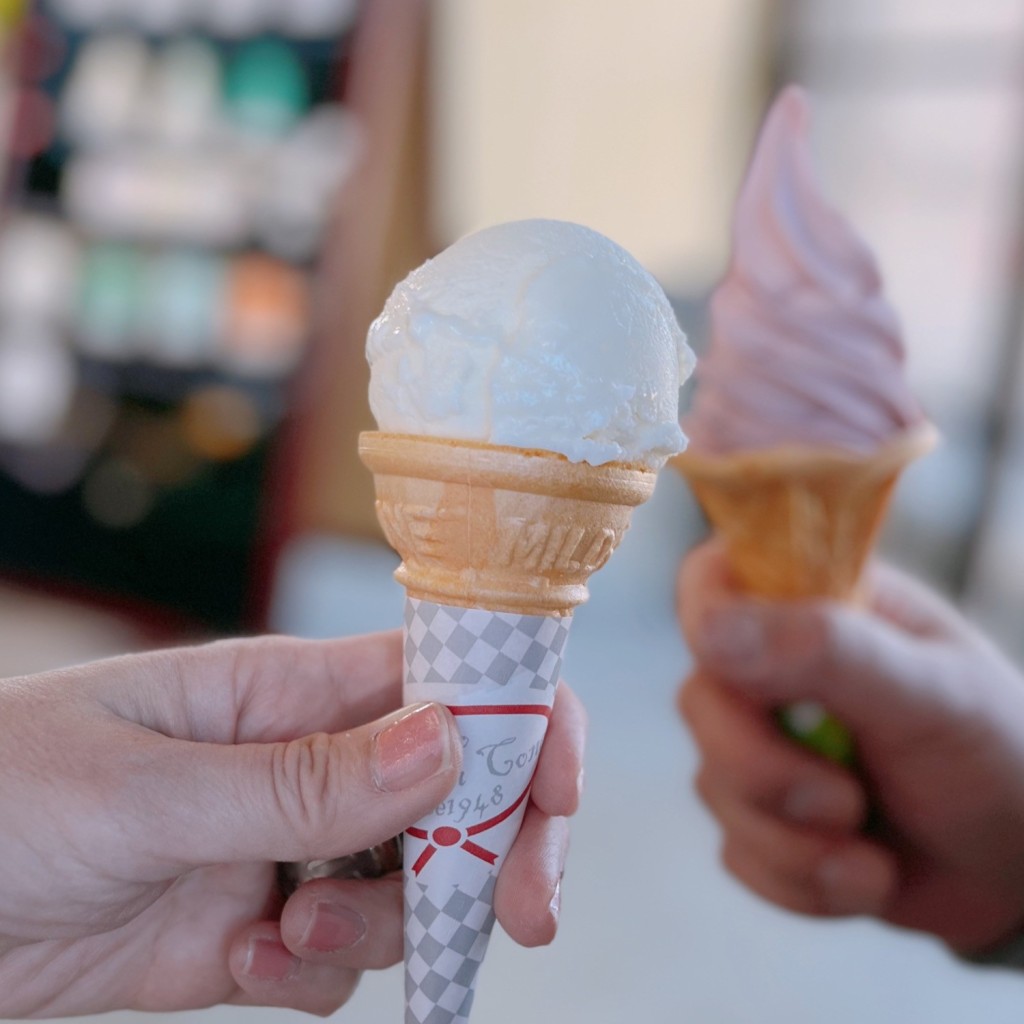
139, 702, 462, 867
690, 595, 950, 747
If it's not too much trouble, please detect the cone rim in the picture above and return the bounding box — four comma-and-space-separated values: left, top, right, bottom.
672, 421, 939, 484
359, 431, 657, 505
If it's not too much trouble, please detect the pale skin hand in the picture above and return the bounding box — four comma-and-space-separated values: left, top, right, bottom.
0, 631, 586, 1018
677, 540, 1024, 953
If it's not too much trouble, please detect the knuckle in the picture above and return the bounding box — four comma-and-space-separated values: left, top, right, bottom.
719, 837, 745, 880
692, 767, 716, 808
224, 635, 291, 685
678, 672, 709, 728
726, 746, 790, 816
809, 605, 839, 655
677, 675, 697, 723
676, 550, 696, 595
676, 545, 716, 629
781, 604, 839, 678
269, 732, 341, 839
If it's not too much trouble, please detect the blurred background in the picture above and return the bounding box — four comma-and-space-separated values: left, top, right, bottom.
3, 0, 1024, 1021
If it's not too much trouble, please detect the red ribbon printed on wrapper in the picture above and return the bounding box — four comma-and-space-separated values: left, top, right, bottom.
406, 705, 552, 877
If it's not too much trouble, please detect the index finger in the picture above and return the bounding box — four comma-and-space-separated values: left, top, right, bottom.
222, 631, 404, 742
676, 538, 738, 651
93, 631, 404, 744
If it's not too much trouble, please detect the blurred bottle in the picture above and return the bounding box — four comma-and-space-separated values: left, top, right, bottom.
76, 240, 142, 360
219, 252, 308, 377
143, 37, 223, 148
141, 248, 223, 368
224, 37, 309, 137
49, 0, 120, 30
0, 320, 76, 446
278, 0, 359, 39
255, 104, 363, 260
0, 215, 81, 325
180, 383, 263, 461
60, 33, 149, 149
64, 148, 249, 245
132, 0, 193, 35
202, 0, 272, 40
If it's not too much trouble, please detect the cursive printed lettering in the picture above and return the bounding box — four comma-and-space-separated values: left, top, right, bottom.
457, 733, 469, 786
434, 785, 505, 824
476, 736, 542, 777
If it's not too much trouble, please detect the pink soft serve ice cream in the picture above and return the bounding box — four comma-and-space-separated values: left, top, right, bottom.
684, 86, 925, 455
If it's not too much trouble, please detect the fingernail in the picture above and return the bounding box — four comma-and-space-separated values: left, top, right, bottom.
301, 900, 367, 952
702, 604, 764, 664
817, 853, 886, 915
372, 703, 456, 792
244, 937, 301, 982
575, 767, 586, 805
550, 834, 568, 922
549, 877, 562, 921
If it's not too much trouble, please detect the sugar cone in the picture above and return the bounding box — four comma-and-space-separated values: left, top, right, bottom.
673, 422, 938, 758
359, 431, 656, 1024
359, 432, 657, 615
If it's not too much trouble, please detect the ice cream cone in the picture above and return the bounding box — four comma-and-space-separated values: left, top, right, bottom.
359, 431, 656, 1024
360, 432, 657, 615
673, 422, 938, 758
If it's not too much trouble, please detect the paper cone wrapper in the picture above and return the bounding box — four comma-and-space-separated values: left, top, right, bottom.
673, 423, 938, 758
400, 596, 569, 1024
359, 432, 656, 1024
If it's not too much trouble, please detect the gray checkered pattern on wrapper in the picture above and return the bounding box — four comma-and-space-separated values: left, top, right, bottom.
403, 599, 569, 691
405, 873, 496, 1023
402, 599, 571, 1024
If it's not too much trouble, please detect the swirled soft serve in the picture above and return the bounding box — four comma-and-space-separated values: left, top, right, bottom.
683, 88, 924, 455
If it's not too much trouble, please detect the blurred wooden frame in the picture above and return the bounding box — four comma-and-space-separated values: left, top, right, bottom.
273, 0, 433, 553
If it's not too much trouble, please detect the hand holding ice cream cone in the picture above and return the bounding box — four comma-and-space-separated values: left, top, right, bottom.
676, 87, 936, 761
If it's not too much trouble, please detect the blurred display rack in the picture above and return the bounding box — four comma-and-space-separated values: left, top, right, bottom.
0, 0, 366, 634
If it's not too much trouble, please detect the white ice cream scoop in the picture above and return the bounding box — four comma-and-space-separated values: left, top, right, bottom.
367, 219, 694, 469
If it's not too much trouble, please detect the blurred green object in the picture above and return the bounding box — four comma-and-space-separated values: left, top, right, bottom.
144, 249, 224, 367
77, 242, 144, 360
224, 39, 310, 135
0, 0, 26, 31
778, 702, 855, 766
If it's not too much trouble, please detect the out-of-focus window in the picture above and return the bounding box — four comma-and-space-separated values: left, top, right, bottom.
430, 0, 771, 297
779, 0, 1024, 654
0, 0, 368, 632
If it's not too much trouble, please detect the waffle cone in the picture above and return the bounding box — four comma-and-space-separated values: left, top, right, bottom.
359, 432, 657, 615
673, 423, 938, 601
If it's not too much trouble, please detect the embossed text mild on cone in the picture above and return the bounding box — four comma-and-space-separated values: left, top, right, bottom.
359, 432, 657, 616
359, 431, 656, 1023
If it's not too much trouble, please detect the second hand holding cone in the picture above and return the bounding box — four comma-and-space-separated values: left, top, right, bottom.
679, 88, 936, 764
676, 423, 937, 763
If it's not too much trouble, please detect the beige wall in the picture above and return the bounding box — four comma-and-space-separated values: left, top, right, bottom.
431, 0, 771, 295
